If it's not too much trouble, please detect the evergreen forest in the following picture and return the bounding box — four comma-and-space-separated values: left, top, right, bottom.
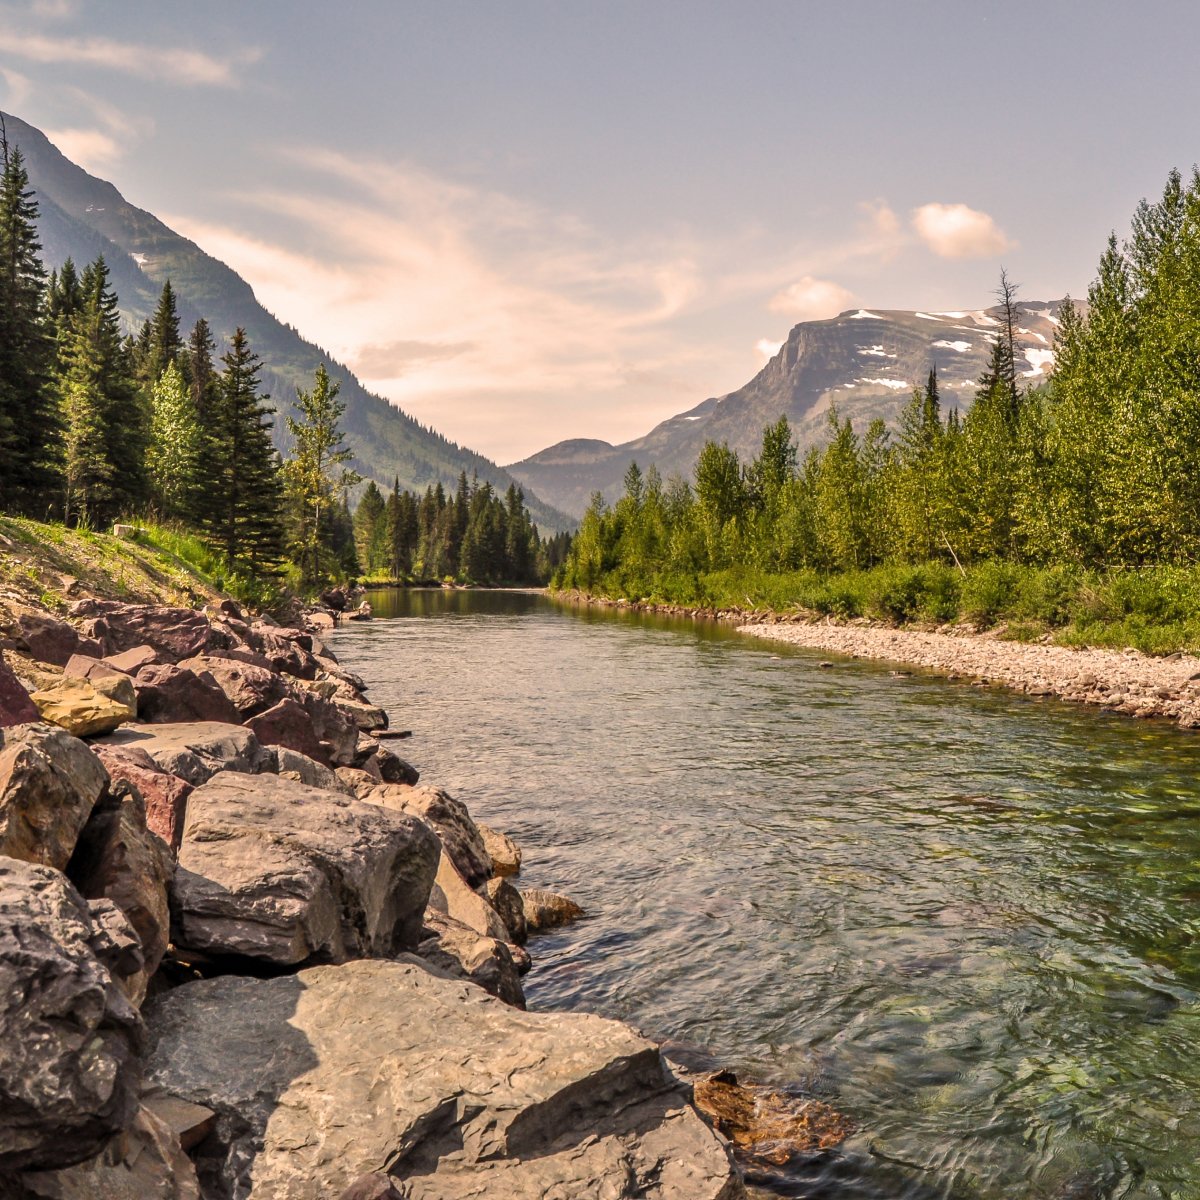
0, 127, 556, 594
554, 168, 1200, 652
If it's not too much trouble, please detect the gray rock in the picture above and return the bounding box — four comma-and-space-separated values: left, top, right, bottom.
273, 746, 344, 792
0, 723, 108, 869
93, 723, 276, 787
417, 911, 525, 1008
366, 784, 491, 888
427, 850, 510, 942
16, 1103, 201, 1199
69, 791, 174, 1006
143, 959, 742, 1200
171, 772, 440, 966
0, 859, 142, 1172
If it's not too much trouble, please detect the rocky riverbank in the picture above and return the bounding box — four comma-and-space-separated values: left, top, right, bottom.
0, 590, 745, 1198
554, 590, 1200, 729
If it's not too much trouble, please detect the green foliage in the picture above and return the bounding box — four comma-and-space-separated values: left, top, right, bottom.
147, 361, 202, 520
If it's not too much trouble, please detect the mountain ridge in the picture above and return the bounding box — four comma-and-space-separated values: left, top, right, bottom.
506, 301, 1070, 518
2, 112, 575, 533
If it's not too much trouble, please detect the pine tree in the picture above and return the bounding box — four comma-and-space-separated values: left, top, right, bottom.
283, 363, 360, 586
199, 327, 284, 569
147, 361, 202, 519
0, 123, 58, 514
146, 279, 183, 383
353, 480, 388, 574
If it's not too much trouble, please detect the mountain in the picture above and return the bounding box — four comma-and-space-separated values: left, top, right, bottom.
507, 302, 1069, 519
2, 113, 574, 533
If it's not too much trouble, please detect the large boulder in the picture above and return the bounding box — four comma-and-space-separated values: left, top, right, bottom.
245, 697, 327, 764
0, 859, 143, 1173
13, 613, 100, 667
69, 601, 212, 664
366, 784, 491, 888
134, 664, 240, 725
299, 691, 359, 766
143, 959, 743, 1200
69, 791, 174, 1006
94, 724, 276, 787
16, 1103, 202, 1199
417, 911, 525, 1008
177, 656, 287, 718
91, 747, 192, 855
0, 651, 39, 727
171, 772, 440, 966
0, 724, 108, 868
31, 675, 136, 737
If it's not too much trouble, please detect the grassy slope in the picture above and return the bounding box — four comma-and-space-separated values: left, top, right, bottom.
0, 517, 228, 619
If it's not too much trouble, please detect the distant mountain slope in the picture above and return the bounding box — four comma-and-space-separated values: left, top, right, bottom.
3, 113, 574, 533
508, 302, 1069, 518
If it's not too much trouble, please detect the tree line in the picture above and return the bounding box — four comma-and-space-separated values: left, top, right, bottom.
556, 166, 1200, 600
0, 126, 560, 590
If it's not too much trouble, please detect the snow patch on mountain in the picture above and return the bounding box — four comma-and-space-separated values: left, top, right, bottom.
933, 340, 972, 353
859, 377, 910, 391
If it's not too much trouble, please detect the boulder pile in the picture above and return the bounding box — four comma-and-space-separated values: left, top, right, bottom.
0, 599, 742, 1198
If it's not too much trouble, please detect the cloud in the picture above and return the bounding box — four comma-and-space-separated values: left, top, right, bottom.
0, 66, 31, 108
911, 202, 1013, 259
42, 126, 122, 170
767, 275, 855, 320
859, 199, 900, 238
755, 338, 784, 360
353, 338, 473, 377
42, 90, 152, 170
0, 31, 261, 86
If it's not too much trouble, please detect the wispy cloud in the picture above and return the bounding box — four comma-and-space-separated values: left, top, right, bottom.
0, 30, 261, 87
768, 276, 856, 320
44, 88, 153, 171
911, 202, 1013, 259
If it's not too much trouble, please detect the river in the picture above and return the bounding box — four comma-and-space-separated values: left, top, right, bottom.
331, 588, 1200, 1199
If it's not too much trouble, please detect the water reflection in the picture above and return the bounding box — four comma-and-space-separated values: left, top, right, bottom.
332, 589, 1200, 1199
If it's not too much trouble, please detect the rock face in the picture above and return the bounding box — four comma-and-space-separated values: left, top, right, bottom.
91, 746, 192, 855
171, 772, 440, 966
0, 723, 109, 868
0, 652, 40, 727
69, 791, 174, 1006
368, 784, 491, 888
0, 859, 143, 1173
134, 664, 240, 725
31, 675, 136, 737
144, 959, 742, 1200
479, 822, 522, 877
70, 600, 212, 664
428, 851, 510, 942
94, 723, 276, 787
418, 911, 525, 1008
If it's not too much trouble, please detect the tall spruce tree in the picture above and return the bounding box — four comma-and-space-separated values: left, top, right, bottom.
0, 123, 58, 514
147, 361, 202, 520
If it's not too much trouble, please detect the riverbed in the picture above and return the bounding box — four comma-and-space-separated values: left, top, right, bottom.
332, 589, 1200, 1199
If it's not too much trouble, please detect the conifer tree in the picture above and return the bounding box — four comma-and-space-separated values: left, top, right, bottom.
146, 279, 183, 383
0, 124, 58, 514
147, 361, 202, 519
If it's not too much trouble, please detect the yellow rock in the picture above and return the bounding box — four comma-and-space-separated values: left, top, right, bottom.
31, 674, 136, 737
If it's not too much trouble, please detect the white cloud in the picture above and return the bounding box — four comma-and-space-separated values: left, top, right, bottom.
755, 338, 784, 360
0, 31, 261, 87
911, 202, 1013, 259
768, 275, 855, 320
859, 198, 901, 238
0, 67, 31, 108
43, 126, 122, 171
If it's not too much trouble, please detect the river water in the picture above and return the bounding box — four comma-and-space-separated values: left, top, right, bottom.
331, 589, 1200, 1199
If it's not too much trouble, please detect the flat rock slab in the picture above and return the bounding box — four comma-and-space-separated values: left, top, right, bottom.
94, 723, 276, 787
172, 772, 440, 965
144, 958, 742, 1200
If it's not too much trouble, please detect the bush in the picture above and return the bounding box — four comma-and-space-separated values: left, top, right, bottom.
960, 561, 1020, 626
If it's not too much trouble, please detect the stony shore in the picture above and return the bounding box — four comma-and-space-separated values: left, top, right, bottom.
554, 590, 1200, 729
0, 590, 748, 1198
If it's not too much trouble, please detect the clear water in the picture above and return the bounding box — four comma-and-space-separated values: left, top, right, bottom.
331, 589, 1200, 1199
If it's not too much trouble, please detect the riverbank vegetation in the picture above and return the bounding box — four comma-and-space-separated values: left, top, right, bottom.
554, 167, 1200, 654
0, 127, 562, 596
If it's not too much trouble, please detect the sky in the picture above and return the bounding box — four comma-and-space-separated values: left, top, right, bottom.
1, 0, 1198, 463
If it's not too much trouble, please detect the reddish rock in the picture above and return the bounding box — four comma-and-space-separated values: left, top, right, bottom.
179, 654, 287, 717
200, 645, 275, 672
246, 697, 328, 764
301, 691, 360, 766
102, 644, 158, 674
63, 653, 128, 684
0, 651, 38, 727
134, 663, 240, 725
92, 746, 192, 854
68, 600, 211, 663
14, 613, 100, 667
251, 625, 319, 680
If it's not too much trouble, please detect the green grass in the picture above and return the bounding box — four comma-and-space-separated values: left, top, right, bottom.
557, 560, 1200, 656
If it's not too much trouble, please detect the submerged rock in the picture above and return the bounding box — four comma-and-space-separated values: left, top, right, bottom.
521, 887, 586, 932
144, 958, 743, 1199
